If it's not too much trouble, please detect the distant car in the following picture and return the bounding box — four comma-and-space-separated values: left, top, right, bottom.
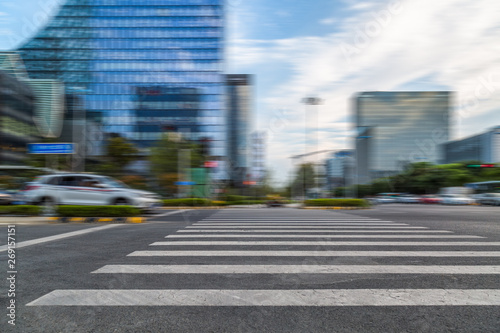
419, 195, 442, 204
0, 190, 12, 205
397, 194, 420, 204
476, 193, 500, 206
440, 194, 475, 205
267, 200, 284, 207
21, 173, 161, 209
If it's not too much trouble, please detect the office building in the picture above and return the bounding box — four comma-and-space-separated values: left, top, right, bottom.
443, 126, 500, 164
17, 0, 226, 158
226, 74, 252, 187
250, 131, 266, 185
0, 70, 37, 165
326, 150, 354, 190
355, 91, 450, 183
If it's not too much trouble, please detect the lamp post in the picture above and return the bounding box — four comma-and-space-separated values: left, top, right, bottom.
301, 97, 323, 198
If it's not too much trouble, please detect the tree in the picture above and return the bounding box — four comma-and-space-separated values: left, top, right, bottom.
290, 163, 316, 197
149, 135, 206, 176
106, 136, 139, 168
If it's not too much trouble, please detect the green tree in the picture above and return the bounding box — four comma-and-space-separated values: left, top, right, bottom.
106, 136, 139, 168
149, 135, 206, 177
290, 163, 316, 197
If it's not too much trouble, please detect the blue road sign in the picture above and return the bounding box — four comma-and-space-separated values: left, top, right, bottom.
175, 181, 196, 186
28, 143, 75, 154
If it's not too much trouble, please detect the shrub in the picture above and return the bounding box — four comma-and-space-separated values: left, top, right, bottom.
0, 205, 41, 216
162, 198, 213, 207
304, 199, 371, 207
56, 206, 141, 217
228, 200, 266, 205
224, 195, 250, 202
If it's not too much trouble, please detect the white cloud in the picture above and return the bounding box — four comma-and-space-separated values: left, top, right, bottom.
230, 0, 500, 184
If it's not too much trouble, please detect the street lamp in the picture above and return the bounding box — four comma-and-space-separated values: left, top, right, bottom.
301, 97, 323, 198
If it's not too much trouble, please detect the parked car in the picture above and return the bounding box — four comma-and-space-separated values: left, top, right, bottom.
0, 190, 12, 205
440, 194, 475, 205
21, 174, 161, 209
419, 195, 442, 204
476, 193, 500, 206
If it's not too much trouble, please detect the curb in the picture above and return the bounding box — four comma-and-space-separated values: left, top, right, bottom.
301, 207, 371, 210
49, 217, 145, 223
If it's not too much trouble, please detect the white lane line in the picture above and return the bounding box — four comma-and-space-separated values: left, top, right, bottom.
168, 230, 454, 236
193, 223, 399, 226
164, 235, 480, 239
186, 225, 411, 229
128, 250, 500, 257
153, 210, 187, 217
150, 241, 500, 246
26, 289, 500, 306
0, 224, 122, 252
92, 265, 500, 275
179, 228, 429, 232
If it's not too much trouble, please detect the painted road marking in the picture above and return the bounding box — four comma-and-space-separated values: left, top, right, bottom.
27, 289, 500, 306
150, 241, 500, 246
193, 223, 402, 226
0, 224, 122, 252
163, 235, 481, 239
167, 231, 455, 236
92, 265, 500, 275
127, 250, 500, 257
180, 227, 429, 231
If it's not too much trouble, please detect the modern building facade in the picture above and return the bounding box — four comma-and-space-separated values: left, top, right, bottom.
0, 70, 37, 165
17, 0, 226, 158
226, 74, 252, 186
250, 131, 266, 185
355, 91, 450, 183
443, 126, 500, 164
325, 150, 354, 190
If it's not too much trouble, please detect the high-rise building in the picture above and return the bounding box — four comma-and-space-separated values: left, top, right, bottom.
226, 74, 252, 187
325, 150, 354, 190
354, 91, 450, 184
17, 0, 226, 158
0, 70, 37, 165
442, 126, 500, 164
250, 131, 266, 185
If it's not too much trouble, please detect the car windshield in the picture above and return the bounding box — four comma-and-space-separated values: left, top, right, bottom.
100, 177, 129, 189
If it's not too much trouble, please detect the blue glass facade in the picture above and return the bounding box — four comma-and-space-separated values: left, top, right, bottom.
18, 0, 225, 155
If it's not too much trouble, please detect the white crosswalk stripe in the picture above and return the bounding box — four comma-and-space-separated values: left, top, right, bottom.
27, 209, 500, 307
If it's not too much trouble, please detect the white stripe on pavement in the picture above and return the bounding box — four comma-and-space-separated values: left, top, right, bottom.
153, 209, 187, 217
188, 225, 408, 228
26, 289, 500, 306
163, 235, 481, 239
168, 230, 455, 236
150, 241, 500, 246
193, 223, 400, 226
178, 228, 429, 232
92, 265, 500, 275
0, 224, 122, 252
127, 250, 500, 257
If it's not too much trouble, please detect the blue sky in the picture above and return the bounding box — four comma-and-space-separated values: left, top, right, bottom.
2, 0, 500, 185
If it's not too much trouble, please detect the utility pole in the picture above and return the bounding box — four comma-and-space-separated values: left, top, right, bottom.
301, 97, 323, 199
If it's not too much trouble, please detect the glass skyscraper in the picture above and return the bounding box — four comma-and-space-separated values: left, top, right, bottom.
17, 0, 225, 157
354, 91, 450, 184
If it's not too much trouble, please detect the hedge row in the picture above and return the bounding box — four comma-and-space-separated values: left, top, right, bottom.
56, 206, 141, 217
304, 199, 371, 207
0, 205, 41, 216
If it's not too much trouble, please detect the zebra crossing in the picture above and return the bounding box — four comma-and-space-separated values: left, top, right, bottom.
27, 209, 500, 307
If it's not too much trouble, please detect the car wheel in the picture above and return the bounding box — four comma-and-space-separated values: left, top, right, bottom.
113, 198, 129, 205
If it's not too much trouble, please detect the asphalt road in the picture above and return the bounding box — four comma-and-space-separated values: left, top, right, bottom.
1, 205, 499, 332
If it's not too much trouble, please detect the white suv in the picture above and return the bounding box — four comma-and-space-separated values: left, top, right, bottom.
22, 174, 161, 209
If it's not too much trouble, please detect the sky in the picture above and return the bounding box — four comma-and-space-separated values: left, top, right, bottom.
1, 0, 500, 186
